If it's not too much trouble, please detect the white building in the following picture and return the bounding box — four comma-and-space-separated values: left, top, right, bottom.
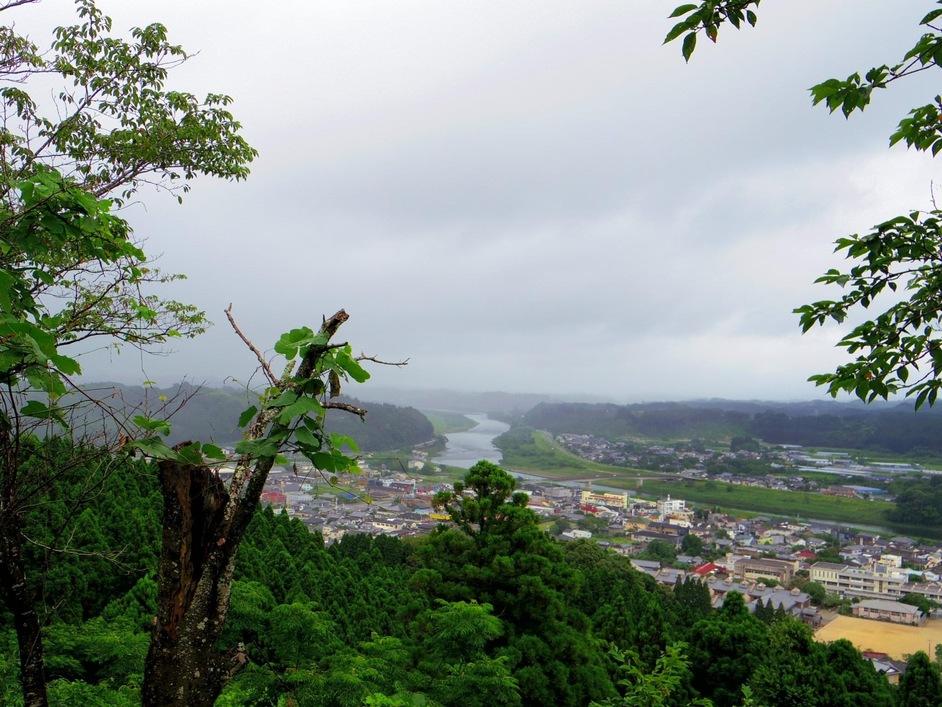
657, 495, 686, 519
562, 529, 593, 540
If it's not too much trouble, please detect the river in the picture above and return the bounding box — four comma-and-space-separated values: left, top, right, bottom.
434, 413, 509, 469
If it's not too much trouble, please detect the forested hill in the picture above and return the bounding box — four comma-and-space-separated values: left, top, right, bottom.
523, 400, 942, 454
325, 399, 433, 451
75, 383, 433, 451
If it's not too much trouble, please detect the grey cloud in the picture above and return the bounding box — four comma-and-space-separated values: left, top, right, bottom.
11, 0, 937, 400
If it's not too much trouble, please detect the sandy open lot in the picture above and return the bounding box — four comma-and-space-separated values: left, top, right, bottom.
815, 615, 942, 659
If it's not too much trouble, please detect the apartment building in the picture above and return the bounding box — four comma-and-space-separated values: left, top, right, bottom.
734, 558, 796, 585
810, 561, 906, 599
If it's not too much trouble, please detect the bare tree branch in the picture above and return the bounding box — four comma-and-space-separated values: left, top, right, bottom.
356, 353, 409, 367
224, 304, 277, 386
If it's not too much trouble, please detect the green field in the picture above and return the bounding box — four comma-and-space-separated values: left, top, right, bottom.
493, 425, 942, 539
610, 476, 891, 524
495, 427, 649, 480
422, 410, 477, 435
605, 476, 941, 539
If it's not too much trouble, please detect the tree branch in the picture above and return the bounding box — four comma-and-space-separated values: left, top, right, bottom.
224, 304, 276, 386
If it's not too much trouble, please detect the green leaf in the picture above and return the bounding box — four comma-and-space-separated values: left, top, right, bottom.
664, 21, 690, 44
278, 395, 323, 425
921, 8, 942, 25
132, 415, 171, 437
234, 438, 280, 458
130, 438, 178, 460
335, 350, 370, 383
202, 443, 226, 460
238, 405, 258, 428
330, 433, 359, 452
294, 425, 321, 450
682, 32, 697, 62
20, 399, 65, 426
177, 443, 204, 465
266, 390, 298, 408
273, 327, 313, 359
668, 4, 697, 19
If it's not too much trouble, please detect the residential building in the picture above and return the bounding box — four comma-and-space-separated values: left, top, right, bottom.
657, 495, 686, 518
852, 599, 926, 626
810, 561, 906, 599
581, 489, 630, 509
734, 558, 796, 584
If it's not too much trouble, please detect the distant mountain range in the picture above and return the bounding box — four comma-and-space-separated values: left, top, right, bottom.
66, 383, 941, 456
520, 399, 942, 455
351, 386, 612, 415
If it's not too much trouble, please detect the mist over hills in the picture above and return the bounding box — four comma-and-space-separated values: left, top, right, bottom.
75, 383, 432, 452
521, 399, 942, 455
351, 386, 613, 415
72, 383, 942, 455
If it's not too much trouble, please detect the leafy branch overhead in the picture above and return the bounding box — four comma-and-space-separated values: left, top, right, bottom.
667, 1, 942, 409
795, 212, 942, 408
0, 1, 263, 704
663, 1, 759, 62
667, 1, 942, 150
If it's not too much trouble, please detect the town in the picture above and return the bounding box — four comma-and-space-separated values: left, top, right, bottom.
245, 442, 942, 679
555, 432, 923, 498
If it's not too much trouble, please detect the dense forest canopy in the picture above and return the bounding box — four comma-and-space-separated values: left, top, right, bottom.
2, 449, 931, 706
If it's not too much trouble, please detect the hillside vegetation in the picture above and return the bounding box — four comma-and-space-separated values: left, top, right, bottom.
0, 451, 905, 706
71, 384, 433, 452
523, 401, 942, 455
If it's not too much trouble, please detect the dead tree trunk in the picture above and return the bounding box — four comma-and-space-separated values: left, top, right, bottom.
142, 310, 350, 706
0, 520, 48, 707
141, 457, 242, 707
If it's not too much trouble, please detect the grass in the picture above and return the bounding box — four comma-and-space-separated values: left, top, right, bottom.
494, 425, 942, 538
495, 427, 649, 480
605, 476, 942, 538
609, 476, 890, 524
422, 410, 477, 435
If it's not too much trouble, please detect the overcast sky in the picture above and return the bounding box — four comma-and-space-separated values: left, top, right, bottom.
15, 1, 941, 401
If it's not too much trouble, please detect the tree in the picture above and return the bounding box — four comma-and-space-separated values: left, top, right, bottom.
749, 621, 892, 707
680, 533, 704, 556
753, 598, 772, 624
730, 436, 761, 453
898, 651, 942, 707
424, 462, 614, 706
142, 312, 377, 706
0, 2, 254, 704
414, 601, 520, 706
595, 643, 707, 707
432, 460, 532, 539
639, 539, 677, 565
672, 576, 712, 628
900, 592, 936, 617
665, 2, 942, 409
687, 592, 768, 707
803, 581, 827, 607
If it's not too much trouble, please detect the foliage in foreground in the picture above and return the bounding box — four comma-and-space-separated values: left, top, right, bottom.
0, 454, 918, 705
